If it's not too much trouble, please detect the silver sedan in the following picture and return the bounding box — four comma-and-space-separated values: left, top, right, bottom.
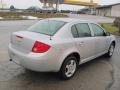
8, 18, 116, 80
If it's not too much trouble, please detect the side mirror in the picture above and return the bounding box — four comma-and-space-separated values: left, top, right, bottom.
106, 32, 111, 36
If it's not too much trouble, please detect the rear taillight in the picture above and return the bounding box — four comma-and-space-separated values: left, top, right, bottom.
32, 41, 51, 53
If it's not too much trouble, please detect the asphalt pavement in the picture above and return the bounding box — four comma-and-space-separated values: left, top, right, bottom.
0, 19, 119, 90
109, 37, 120, 90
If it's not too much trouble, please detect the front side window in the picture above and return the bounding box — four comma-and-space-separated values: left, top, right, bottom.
75, 23, 91, 37
91, 24, 105, 36
28, 20, 67, 36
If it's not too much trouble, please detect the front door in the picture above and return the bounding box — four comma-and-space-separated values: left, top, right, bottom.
90, 23, 108, 54
71, 23, 95, 60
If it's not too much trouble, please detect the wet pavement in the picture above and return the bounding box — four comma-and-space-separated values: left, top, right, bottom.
109, 37, 120, 90
0, 20, 119, 90
0, 59, 112, 90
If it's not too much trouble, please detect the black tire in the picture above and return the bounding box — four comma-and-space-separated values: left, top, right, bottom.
106, 43, 115, 57
59, 55, 78, 80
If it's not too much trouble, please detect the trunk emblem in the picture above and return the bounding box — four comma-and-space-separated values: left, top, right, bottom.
16, 35, 23, 42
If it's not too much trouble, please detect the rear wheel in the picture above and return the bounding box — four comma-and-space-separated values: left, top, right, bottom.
59, 55, 78, 80
106, 43, 115, 57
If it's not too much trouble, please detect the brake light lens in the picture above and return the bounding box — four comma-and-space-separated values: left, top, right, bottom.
32, 41, 51, 53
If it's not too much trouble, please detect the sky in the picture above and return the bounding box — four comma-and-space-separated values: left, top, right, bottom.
0, 0, 120, 10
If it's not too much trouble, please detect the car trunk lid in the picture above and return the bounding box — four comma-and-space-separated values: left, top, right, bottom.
11, 31, 51, 53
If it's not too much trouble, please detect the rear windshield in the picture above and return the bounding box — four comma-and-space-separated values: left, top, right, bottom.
28, 20, 67, 36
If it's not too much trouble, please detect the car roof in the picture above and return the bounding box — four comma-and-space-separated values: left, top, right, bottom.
47, 18, 95, 23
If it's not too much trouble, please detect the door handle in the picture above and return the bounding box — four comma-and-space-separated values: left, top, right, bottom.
79, 42, 84, 46
80, 41, 84, 44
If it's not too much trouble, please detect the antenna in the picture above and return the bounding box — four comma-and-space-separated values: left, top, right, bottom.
47, 1, 54, 41
48, 18, 52, 40
44, 0, 54, 40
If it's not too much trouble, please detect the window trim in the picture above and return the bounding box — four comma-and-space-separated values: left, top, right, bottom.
71, 25, 79, 38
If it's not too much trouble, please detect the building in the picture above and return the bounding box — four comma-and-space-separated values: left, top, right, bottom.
39, 0, 97, 10
79, 3, 120, 17
79, 5, 99, 15
79, 7, 90, 14
39, 0, 61, 10
95, 3, 120, 17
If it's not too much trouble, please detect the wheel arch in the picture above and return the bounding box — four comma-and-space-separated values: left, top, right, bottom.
64, 52, 81, 64
58, 51, 81, 72
111, 40, 116, 47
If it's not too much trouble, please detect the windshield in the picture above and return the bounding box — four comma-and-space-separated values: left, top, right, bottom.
28, 20, 67, 36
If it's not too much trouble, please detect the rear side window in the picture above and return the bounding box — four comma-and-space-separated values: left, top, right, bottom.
91, 24, 105, 36
28, 20, 67, 36
75, 23, 91, 37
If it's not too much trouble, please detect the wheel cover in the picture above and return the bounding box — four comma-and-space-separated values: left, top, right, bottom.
65, 60, 76, 78
109, 45, 114, 56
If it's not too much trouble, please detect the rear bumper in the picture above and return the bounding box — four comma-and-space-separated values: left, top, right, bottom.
8, 44, 61, 72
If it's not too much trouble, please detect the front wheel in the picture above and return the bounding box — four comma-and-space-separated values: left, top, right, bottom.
59, 56, 78, 80
106, 43, 115, 57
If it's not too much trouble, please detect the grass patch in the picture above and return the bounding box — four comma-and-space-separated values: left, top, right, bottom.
101, 23, 119, 35
0, 12, 68, 20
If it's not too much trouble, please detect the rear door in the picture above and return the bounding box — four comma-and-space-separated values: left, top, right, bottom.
90, 23, 108, 54
71, 23, 95, 61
